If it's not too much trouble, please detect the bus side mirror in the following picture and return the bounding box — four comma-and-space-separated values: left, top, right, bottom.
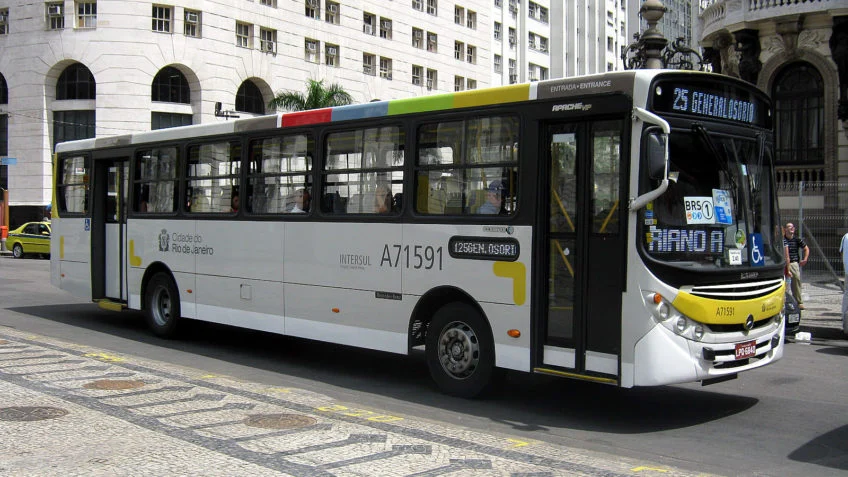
647, 132, 666, 181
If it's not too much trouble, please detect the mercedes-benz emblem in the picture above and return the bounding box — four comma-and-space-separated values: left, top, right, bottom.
744, 314, 755, 331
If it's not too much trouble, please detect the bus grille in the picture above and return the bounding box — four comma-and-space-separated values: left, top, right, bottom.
708, 317, 774, 333
686, 278, 783, 301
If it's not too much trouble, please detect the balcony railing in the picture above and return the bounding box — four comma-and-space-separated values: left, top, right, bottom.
700, 0, 836, 39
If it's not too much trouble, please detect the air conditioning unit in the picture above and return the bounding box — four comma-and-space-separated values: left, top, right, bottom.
413, 30, 422, 39
328, 4, 338, 13
509, 74, 518, 83
364, 65, 374, 75
426, 79, 434, 89
307, 43, 317, 51
413, 77, 421, 85
381, 20, 391, 29
185, 12, 198, 24
0, 12, 8, 24
307, 0, 319, 7
364, 24, 373, 35
327, 46, 337, 55
264, 42, 275, 52
48, 5, 63, 16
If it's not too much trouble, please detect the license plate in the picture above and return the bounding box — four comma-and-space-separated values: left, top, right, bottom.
735, 340, 757, 360
788, 313, 800, 324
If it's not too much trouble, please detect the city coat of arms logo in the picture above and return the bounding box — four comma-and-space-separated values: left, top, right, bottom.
159, 229, 169, 252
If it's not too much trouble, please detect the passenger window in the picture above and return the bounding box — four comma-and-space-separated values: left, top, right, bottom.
415, 115, 519, 216
57, 155, 89, 214
134, 147, 178, 213
247, 134, 313, 214
322, 126, 404, 215
185, 141, 241, 214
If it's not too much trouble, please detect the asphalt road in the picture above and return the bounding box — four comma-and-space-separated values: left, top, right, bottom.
1, 257, 847, 476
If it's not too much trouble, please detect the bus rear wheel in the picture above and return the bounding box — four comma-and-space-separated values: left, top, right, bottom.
426, 302, 496, 398
145, 272, 181, 338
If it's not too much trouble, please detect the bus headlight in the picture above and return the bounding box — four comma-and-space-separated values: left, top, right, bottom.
645, 291, 707, 341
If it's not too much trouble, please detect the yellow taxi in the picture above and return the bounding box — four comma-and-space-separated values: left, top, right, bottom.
6, 221, 52, 258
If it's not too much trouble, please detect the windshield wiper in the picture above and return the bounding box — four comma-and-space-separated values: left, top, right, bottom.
691, 123, 738, 196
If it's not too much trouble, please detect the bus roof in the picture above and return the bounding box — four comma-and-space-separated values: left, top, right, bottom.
55, 69, 723, 154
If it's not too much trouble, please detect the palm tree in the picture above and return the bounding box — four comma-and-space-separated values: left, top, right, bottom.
268, 79, 354, 112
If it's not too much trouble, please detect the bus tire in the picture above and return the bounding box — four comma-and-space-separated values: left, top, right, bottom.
145, 272, 181, 338
426, 302, 496, 398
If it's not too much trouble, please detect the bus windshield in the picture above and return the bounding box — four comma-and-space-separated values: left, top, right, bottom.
643, 127, 782, 270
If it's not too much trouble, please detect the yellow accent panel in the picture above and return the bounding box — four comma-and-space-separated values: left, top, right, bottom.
534, 367, 618, 384
60, 236, 65, 259
96, 300, 125, 312
493, 261, 526, 305
453, 84, 530, 109
672, 283, 785, 325
129, 239, 142, 267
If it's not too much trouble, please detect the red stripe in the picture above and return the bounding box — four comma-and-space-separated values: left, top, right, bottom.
280, 109, 332, 127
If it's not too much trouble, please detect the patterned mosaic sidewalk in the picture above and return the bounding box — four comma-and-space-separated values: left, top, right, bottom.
0, 329, 715, 477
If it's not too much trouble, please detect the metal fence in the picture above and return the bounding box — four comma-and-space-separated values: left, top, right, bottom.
779, 181, 847, 301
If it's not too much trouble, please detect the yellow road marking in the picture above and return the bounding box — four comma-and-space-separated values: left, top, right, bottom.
507, 438, 530, 448
632, 466, 670, 473
84, 352, 125, 363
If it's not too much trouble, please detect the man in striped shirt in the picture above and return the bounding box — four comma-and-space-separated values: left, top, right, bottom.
783, 222, 809, 310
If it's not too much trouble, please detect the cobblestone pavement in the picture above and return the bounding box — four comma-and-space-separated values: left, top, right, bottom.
0, 328, 714, 477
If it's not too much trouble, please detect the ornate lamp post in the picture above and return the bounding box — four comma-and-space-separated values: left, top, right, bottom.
622, 0, 705, 71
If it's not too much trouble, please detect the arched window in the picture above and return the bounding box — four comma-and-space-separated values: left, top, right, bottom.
152, 66, 190, 103
773, 62, 823, 165
56, 63, 96, 100
236, 80, 264, 114
0, 73, 7, 104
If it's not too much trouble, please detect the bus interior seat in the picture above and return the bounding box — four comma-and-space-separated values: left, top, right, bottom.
428, 189, 446, 214
346, 194, 362, 213
467, 189, 487, 212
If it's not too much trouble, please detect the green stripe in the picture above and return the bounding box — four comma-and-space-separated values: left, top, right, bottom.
388, 94, 455, 115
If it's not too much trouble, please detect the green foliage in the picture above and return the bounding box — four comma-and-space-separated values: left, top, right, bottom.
268, 79, 354, 112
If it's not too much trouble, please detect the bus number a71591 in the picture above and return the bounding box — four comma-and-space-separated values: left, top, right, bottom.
380, 244, 443, 270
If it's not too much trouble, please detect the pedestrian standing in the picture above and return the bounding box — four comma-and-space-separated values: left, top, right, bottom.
840, 230, 848, 336
783, 222, 809, 309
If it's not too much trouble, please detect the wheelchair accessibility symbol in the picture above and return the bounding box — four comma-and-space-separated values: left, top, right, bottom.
748, 233, 764, 267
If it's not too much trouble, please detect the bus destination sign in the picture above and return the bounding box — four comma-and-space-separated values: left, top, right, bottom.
651, 78, 770, 128
449, 236, 520, 262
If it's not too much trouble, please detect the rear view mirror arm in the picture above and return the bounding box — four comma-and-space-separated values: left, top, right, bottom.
629, 107, 672, 211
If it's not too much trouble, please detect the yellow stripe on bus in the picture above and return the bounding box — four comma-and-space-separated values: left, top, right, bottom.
672, 283, 785, 325
493, 261, 526, 305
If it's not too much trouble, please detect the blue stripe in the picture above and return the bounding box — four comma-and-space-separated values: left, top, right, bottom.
331, 102, 389, 122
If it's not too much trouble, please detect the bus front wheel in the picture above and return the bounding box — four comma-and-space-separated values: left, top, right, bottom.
145, 272, 181, 338
426, 302, 496, 398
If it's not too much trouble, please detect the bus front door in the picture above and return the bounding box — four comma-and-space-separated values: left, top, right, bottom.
542, 120, 625, 384
92, 158, 129, 302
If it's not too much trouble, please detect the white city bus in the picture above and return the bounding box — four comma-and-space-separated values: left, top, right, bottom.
51, 70, 787, 397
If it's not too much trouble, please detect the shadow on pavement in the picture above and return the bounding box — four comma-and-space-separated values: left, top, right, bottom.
9, 303, 758, 435
788, 424, 848, 471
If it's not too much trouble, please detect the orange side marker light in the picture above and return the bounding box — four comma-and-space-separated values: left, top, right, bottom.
507, 329, 521, 338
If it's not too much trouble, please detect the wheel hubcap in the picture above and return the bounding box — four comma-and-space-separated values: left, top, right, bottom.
152, 287, 171, 326
438, 321, 479, 379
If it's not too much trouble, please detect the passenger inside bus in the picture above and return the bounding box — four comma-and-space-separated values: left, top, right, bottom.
477, 180, 505, 214
291, 188, 310, 213
230, 192, 239, 213
375, 185, 393, 214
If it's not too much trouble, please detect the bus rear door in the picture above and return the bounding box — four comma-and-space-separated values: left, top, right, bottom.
541, 119, 625, 384
91, 157, 129, 303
